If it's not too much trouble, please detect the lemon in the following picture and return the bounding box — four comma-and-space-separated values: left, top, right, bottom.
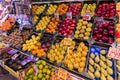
38, 73, 43, 79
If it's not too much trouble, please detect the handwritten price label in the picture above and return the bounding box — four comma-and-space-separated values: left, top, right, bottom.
58, 68, 67, 80
54, 12, 59, 19
108, 47, 120, 60
83, 12, 92, 20
34, 65, 38, 76
67, 12, 72, 19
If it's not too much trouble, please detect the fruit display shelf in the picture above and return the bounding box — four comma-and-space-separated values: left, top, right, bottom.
87, 43, 115, 80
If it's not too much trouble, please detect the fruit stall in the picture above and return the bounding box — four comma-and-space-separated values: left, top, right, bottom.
1, 0, 120, 80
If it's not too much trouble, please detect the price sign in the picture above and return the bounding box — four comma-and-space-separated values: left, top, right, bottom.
58, 68, 67, 80
108, 47, 120, 60
0, 60, 4, 67
54, 12, 59, 19
83, 12, 92, 20
33, 65, 38, 76
67, 12, 72, 19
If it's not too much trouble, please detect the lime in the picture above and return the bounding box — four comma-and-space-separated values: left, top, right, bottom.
51, 68, 55, 72
33, 76, 38, 80
45, 65, 49, 69
28, 78, 32, 80
42, 78, 46, 80
39, 64, 43, 69
36, 61, 41, 64
39, 70, 43, 74
38, 73, 43, 79
43, 68, 47, 73
24, 76, 28, 80
46, 75, 50, 79
47, 69, 51, 75
41, 60, 46, 65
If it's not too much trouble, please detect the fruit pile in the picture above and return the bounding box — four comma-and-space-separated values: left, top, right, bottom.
74, 19, 92, 40
68, 3, 82, 16
22, 34, 41, 51
22, 34, 47, 57
24, 60, 55, 80
96, 2, 115, 18
33, 15, 39, 25
88, 46, 114, 80
116, 60, 120, 80
4, 28, 31, 47
59, 18, 76, 36
81, 3, 96, 17
46, 4, 58, 15
56, 3, 68, 15
64, 42, 88, 73
34, 5, 46, 15
0, 18, 15, 31
36, 16, 51, 31
46, 18, 61, 33
93, 20, 115, 44
116, 23, 120, 43
47, 38, 73, 64
32, 5, 39, 14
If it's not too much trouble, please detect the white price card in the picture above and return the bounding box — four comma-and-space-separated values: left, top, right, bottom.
54, 12, 59, 19
83, 12, 92, 20
34, 65, 38, 76
67, 12, 72, 19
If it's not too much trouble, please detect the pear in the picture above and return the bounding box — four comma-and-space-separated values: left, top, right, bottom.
89, 58, 94, 65
94, 63, 100, 71
101, 73, 106, 80
106, 59, 112, 67
88, 65, 94, 73
118, 73, 120, 80
94, 70, 100, 78
117, 65, 120, 72
100, 60, 106, 69
101, 67, 107, 76
95, 56, 99, 63
88, 70, 95, 79
107, 75, 113, 80
107, 66, 113, 75
90, 53, 95, 59
117, 60, 120, 66
100, 50, 106, 54
100, 54, 106, 61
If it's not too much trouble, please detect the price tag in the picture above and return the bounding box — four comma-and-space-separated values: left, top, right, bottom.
95, 17, 105, 24
108, 47, 120, 60
83, 12, 92, 20
66, 12, 72, 19
34, 65, 38, 76
11, 54, 19, 60
58, 68, 67, 80
54, 12, 59, 19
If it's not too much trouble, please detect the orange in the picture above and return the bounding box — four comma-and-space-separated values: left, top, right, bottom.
32, 50, 36, 55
